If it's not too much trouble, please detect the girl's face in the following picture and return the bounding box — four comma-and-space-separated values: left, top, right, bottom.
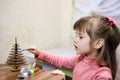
74, 30, 91, 55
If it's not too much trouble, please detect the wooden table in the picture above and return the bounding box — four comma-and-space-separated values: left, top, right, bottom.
0, 66, 65, 80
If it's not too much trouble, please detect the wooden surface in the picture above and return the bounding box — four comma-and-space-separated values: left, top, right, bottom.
0, 66, 65, 80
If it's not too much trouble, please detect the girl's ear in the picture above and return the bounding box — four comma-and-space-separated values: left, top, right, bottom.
93, 38, 104, 49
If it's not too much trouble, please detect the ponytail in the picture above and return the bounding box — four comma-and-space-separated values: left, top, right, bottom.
104, 24, 120, 80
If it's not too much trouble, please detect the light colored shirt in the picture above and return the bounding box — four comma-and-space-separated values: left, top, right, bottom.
35, 51, 112, 80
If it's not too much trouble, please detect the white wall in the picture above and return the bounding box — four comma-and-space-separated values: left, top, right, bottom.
0, 0, 73, 63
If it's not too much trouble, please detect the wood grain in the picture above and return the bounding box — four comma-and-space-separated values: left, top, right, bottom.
0, 66, 65, 80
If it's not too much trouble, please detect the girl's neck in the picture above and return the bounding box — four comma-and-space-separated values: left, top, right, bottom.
87, 51, 97, 58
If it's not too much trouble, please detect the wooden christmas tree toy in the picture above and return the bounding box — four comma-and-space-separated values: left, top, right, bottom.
6, 37, 26, 72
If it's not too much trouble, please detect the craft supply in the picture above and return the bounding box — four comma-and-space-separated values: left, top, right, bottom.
20, 67, 28, 73
26, 71, 31, 76
18, 62, 40, 80
20, 48, 29, 52
31, 62, 36, 68
27, 64, 32, 70
18, 74, 24, 80
36, 66, 40, 71
29, 70, 34, 74
33, 68, 37, 73
18, 72, 31, 80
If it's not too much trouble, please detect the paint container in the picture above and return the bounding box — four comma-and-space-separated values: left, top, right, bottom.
18, 71, 31, 80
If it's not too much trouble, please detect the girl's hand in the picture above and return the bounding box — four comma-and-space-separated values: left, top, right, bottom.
27, 45, 40, 56
51, 69, 65, 75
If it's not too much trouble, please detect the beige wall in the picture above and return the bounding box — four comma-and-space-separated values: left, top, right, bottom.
0, 0, 73, 63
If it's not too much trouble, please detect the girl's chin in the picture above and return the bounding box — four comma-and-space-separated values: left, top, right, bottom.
75, 50, 87, 55
75, 50, 81, 54
76, 53, 81, 55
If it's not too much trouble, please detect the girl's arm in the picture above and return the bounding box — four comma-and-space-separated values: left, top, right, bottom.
35, 50, 79, 69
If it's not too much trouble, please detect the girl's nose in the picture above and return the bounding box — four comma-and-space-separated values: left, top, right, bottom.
73, 37, 77, 43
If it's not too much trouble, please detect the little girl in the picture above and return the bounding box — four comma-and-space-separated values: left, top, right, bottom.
28, 15, 120, 80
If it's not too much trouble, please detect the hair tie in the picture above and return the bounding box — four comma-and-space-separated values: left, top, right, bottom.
107, 17, 117, 26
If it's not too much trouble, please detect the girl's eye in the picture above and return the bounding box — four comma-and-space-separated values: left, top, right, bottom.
79, 36, 83, 39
